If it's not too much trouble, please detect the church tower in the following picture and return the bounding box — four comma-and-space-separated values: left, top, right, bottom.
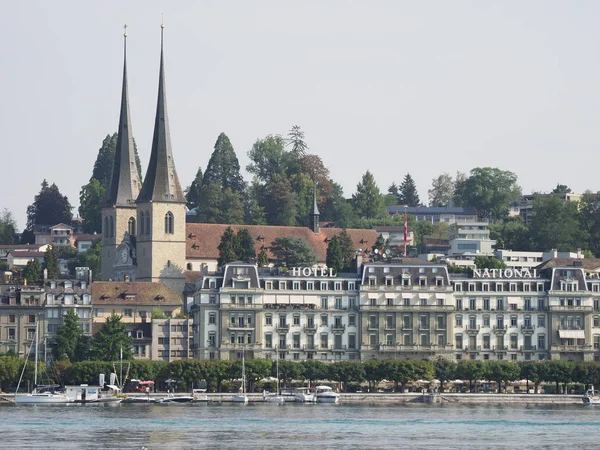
135, 25, 187, 296
101, 26, 142, 281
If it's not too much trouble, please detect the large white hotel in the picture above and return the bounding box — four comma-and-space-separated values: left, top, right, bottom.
190, 259, 600, 363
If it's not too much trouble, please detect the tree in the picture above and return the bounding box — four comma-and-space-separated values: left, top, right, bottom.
262, 176, 297, 226
26, 180, 73, 231
474, 256, 507, 270
185, 167, 203, 212
489, 218, 530, 251
0, 209, 18, 245
203, 133, 245, 192
455, 168, 521, 221
330, 361, 365, 392
78, 178, 105, 233
414, 220, 434, 254
326, 236, 344, 273
386, 182, 400, 205
286, 125, 308, 157
218, 227, 238, 267
90, 314, 133, 361
237, 228, 256, 262
352, 171, 386, 219
53, 309, 87, 362
322, 183, 357, 228
270, 237, 316, 267
68, 241, 102, 281
579, 192, 600, 257
552, 184, 571, 194
247, 135, 290, 184
398, 173, 420, 207
434, 358, 457, 392
338, 229, 356, 270
529, 194, 583, 252
90, 133, 142, 188
428, 173, 454, 207
43, 247, 60, 279
23, 259, 41, 284
257, 249, 269, 267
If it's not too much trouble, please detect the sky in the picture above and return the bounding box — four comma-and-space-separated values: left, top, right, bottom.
2, 1, 600, 229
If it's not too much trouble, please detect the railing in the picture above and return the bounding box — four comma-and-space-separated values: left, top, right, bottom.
521, 325, 535, 332
276, 324, 290, 332
492, 345, 509, 352
330, 345, 347, 351
302, 345, 318, 351
551, 344, 593, 351
303, 325, 317, 332
377, 344, 454, 351
520, 345, 537, 351
227, 325, 255, 332
493, 325, 508, 332
557, 325, 584, 330
549, 306, 592, 311
331, 324, 346, 332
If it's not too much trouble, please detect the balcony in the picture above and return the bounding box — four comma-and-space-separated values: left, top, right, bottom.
521, 325, 535, 334
330, 345, 347, 352
220, 342, 266, 350
461, 345, 482, 352
492, 325, 507, 334
549, 305, 592, 312
331, 324, 346, 332
551, 344, 593, 352
303, 344, 318, 351
520, 345, 537, 352
303, 325, 317, 332
377, 343, 453, 352
466, 325, 480, 335
276, 324, 290, 332
492, 345, 509, 353
227, 325, 255, 332
263, 303, 317, 310
367, 324, 379, 331
221, 303, 260, 309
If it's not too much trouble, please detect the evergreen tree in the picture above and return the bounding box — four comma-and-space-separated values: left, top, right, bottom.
68, 242, 102, 281
237, 228, 256, 262
23, 259, 41, 283
78, 178, 105, 233
43, 247, 60, 279
371, 235, 389, 261
53, 309, 86, 362
399, 173, 420, 207
286, 125, 308, 157
218, 227, 239, 267
270, 237, 316, 267
90, 133, 142, 188
0, 209, 18, 245
352, 171, 386, 219
326, 236, 344, 273
203, 133, 245, 191
185, 167, 203, 212
91, 314, 133, 361
26, 180, 73, 231
322, 183, 357, 228
257, 249, 269, 267
338, 229, 356, 270
220, 188, 245, 224
263, 176, 298, 226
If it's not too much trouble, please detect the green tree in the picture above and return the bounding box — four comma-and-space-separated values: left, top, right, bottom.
257, 249, 269, 267
543, 360, 574, 393
236, 228, 256, 262
90, 133, 142, 188
25, 180, 73, 231
386, 182, 400, 206
53, 309, 87, 362
455, 167, 521, 221
352, 171, 386, 220
363, 359, 385, 392
474, 256, 507, 270
489, 218, 531, 251
428, 173, 454, 207
299, 360, 327, 385
552, 184, 571, 194
90, 314, 133, 361
68, 241, 102, 281
286, 125, 309, 157
322, 183, 357, 228
218, 227, 239, 267
330, 361, 365, 392
456, 360, 486, 392
398, 173, 420, 207
43, 247, 60, 279
23, 259, 41, 284
486, 361, 520, 393
414, 220, 434, 254
247, 135, 290, 184
185, 167, 203, 212
530, 194, 583, 252
0, 209, 18, 245
203, 133, 245, 192
434, 358, 457, 392
270, 237, 316, 267
263, 176, 297, 226
338, 229, 355, 270
579, 192, 600, 257
78, 178, 105, 233
326, 236, 344, 273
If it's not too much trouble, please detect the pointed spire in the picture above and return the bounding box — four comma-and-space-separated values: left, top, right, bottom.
310, 178, 320, 233
105, 25, 141, 207
137, 23, 186, 204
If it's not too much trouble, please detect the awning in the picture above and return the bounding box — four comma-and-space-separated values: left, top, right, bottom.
558, 330, 585, 339
106, 385, 121, 391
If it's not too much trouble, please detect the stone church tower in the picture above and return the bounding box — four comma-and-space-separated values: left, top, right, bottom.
135, 25, 187, 296
101, 29, 142, 282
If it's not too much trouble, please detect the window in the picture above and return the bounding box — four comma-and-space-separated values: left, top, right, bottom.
124, 309, 133, 317
321, 315, 328, 326
348, 282, 356, 290
386, 297, 393, 306
348, 334, 356, 349
279, 281, 287, 290
110, 216, 114, 238
164, 212, 174, 234
145, 211, 151, 234
537, 335, 546, 350
279, 315, 287, 327
293, 334, 300, 349
497, 315, 504, 329
510, 334, 518, 349
386, 277, 394, 286
334, 282, 342, 291
265, 315, 272, 326
595, 316, 600, 328
510, 315, 517, 327
455, 315, 463, 327
265, 333, 272, 348
320, 282, 328, 291
483, 298, 490, 311
306, 281, 314, 290
468, 316, 476, 329
538, 315, 546, 327
469, 298, 476, 310
128, 217, 136, 236
349, 315, 356, 327
208, 333, 216, 347
483, 315, 490, 327
293, 315, 300, 326
482, 334, 490, 349
292, 281, 300, 290
28, 315, 35, 323
321, 297, 328, 309
524, 298, 532, 311
386, 334, 394, 346
386, 315, 394, 329
320, 334, 328, 349
497, 298, 504, 310
404, 298, 410, 306
209, 313, 216, 325
370, 298, 376, 306
209, 295, 216, 304
335, 297, 342, 309
369, 315, 377, 328
456, 298, 463, 310
403, 315, 411, 330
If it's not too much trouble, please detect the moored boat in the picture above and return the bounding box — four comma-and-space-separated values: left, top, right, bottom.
315, 385, 339, 404
582, 388, 600, 405
293, 387, 316, 403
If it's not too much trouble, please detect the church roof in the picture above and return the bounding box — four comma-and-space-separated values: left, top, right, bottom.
185, 223, 378, 263
105, 30, 141, 208
136, 26, 185, 204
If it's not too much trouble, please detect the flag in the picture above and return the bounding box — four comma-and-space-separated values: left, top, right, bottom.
403, 209, 408, 256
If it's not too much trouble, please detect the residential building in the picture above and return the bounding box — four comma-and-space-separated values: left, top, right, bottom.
386, 206, 478, 224
151, 318, 193, 361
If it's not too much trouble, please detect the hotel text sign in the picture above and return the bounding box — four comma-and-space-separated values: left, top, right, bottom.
473, 268, 538, 279
291, 267, 335, 277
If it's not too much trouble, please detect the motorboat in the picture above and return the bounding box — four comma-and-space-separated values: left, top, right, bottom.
156, 393, 194, 404
582, 388, 600, 405
315, 385, 340, 404
293, 387, 316, 403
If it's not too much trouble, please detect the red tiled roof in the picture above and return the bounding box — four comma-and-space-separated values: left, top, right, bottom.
10, 251, 46, 257
75, 234, 101, 242
185, 224, 378, 263
91, 282, 182, 306
0, 244, 41, 250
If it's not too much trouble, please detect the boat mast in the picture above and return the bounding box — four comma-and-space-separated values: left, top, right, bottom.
242, 348, 246, 394
34, 320, 39, 388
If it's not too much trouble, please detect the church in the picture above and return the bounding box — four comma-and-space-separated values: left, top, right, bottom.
100, 26, 378, 299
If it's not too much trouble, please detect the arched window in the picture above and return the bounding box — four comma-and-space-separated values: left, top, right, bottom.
104, 217, 109, 238
187, 263, 192, 270
139, 211, 145, 235
128, 217, 136, 236
109, 216, 115, 238
165, 212, 174, 234
145, 210, 151, 235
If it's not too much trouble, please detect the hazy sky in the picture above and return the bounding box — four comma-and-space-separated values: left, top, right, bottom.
2, 1, 600, 229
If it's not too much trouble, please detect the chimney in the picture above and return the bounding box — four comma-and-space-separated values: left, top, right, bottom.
356, 253, 363, 274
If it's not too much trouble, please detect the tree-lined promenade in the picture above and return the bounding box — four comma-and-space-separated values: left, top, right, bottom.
3, 357, 600, 395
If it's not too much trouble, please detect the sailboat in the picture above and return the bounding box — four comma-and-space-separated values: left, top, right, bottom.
264, 351, 285, 404
232, 349, 248, 403
15, 322, 71, 404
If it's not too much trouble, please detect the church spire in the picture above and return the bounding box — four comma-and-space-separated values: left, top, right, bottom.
137, 23, 186, 204
310, 178, 320, 233
105, 25, 141, 207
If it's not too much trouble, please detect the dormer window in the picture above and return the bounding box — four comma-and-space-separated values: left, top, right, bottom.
50, 281, 56, 289
385, 277, 393, 287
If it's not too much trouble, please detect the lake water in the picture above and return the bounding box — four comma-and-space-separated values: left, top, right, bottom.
1, 402, 598, 449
